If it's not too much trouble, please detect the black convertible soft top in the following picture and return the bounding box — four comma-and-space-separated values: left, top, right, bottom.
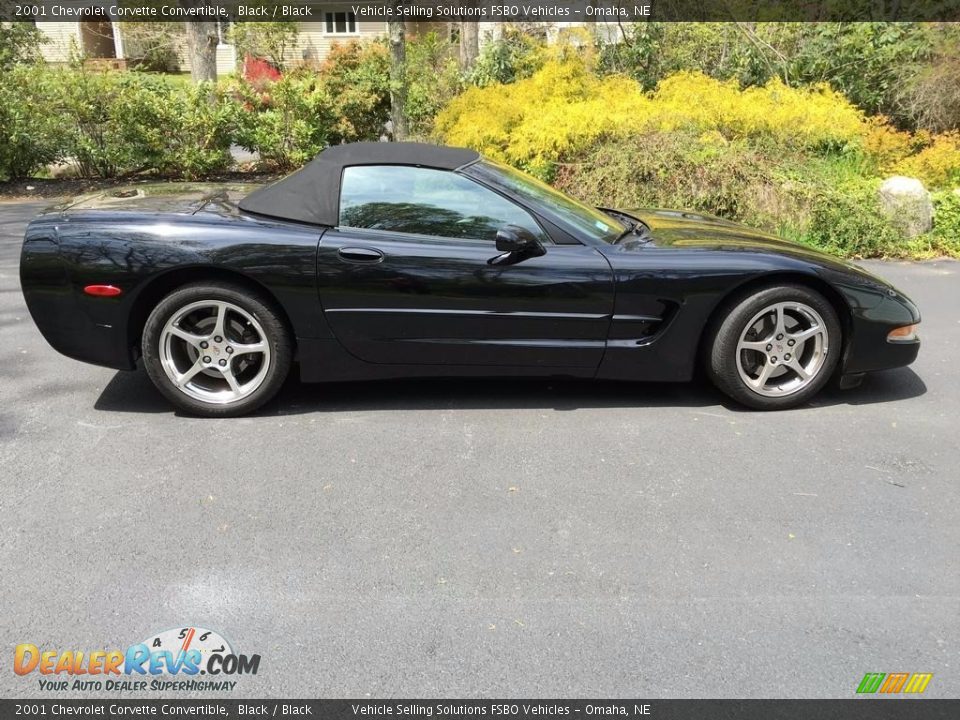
238, 142, 481, 227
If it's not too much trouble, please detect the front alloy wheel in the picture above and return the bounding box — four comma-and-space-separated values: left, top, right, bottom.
735, 301, 829, 397
143, 283, 292, 417
708, 284, 841, 410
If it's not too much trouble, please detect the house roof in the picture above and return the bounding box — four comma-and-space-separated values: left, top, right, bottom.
237, 142, 481, 227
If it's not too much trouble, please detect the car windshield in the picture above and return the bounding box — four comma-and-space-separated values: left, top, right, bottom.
468, 159, 626, 243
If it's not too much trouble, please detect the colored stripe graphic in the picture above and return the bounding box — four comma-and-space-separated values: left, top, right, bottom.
857, 673, 886, 694
903, 673, 933, 694
879, 673, 910, 693
856, 672, 932, 694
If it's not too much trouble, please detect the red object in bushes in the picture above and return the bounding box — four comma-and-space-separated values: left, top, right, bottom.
243, 56, 282, 86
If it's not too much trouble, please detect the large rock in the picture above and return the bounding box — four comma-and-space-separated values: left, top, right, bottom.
47, 159, 81, 179
878, 176, 933, 238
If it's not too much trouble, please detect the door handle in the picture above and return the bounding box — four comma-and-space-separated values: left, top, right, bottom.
338, 247, 384, 263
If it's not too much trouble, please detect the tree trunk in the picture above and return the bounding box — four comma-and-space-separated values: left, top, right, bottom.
459, 20, 479, 71
388, 19, 408, 141
185, 21, 218, 83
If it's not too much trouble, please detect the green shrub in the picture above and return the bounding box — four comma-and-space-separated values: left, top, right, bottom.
57, 70, 235, 179
595, 23, 939, 126
551, 130, 957, 259
146, 82, 238, 178
595, 23, 666, 90
0, 21, 46, 71
894, 27, 960, 133
319, 40, 390, 143
469, 29, 546, 87
229, 39, 389, 169
933, 191, 960, 242
405, 32, 463, 137
799, 180, 902, 258
52, 69, 168, 178
231, 72, 334, 171
553, 131, 802, 227
0, 65, 64, 180
786, 23, 935, 122
1, 67, 237, 180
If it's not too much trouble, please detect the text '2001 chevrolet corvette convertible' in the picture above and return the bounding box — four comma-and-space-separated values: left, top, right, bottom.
21, 142, 920, 416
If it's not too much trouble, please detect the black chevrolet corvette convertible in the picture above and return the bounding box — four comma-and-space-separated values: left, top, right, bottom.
21, 142, 920, 417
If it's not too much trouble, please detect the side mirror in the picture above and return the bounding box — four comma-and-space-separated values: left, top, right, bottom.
495, 225, 545, 256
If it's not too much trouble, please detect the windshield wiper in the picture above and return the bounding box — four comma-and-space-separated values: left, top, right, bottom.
602, 208, 651, 244
614, 218, 654, 244
613, 220, 637, 243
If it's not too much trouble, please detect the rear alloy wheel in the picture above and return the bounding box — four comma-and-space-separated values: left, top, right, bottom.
707, 284, 841, 410
142, 283, 292, 417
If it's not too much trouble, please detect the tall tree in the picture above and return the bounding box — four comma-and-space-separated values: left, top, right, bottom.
184, 21, 218, 83
388, 19, 409, 140
459, 19, 479, 71
227, 21, 299, 69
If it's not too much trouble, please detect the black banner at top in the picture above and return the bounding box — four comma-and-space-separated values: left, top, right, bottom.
0, 700, 959, 720
2, 0, 960, 23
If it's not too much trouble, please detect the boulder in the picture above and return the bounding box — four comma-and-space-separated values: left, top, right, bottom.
47, 159, 82, 179
878, 176, 933, 238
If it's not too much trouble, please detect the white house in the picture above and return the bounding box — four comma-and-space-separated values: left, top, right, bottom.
34, 8, 611, 75
35, 7, 405, 75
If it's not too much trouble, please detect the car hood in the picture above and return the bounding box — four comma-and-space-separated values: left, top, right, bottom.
628, 208, 808, 252
617, 208, 921, 304
625, 207, 891, 275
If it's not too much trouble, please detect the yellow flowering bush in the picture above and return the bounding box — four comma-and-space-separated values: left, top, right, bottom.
861, 116, 918, 170
643, 72, 867, 148
436, 62, 881, 176
434, 61, 647, 176
897, 132, 960, 188
436, 60, 960, 193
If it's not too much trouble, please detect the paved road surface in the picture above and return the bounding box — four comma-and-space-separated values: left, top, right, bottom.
1, 200, 957, 698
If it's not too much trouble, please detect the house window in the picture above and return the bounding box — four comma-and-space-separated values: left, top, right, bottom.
324, 11, 356, 34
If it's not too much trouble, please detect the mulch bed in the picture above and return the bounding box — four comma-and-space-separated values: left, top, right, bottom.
0, 172, 283, 200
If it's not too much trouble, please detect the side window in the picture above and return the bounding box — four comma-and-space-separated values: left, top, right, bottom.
339, 165, 548, 242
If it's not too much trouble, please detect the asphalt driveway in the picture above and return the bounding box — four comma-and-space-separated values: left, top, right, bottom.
1, 199, 957, 698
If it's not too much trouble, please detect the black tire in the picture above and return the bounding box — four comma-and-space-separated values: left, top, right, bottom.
706, 284, 842, 410
142, 282, 293, 417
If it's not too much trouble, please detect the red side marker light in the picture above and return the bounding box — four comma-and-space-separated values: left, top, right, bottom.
83, 284, 123, 297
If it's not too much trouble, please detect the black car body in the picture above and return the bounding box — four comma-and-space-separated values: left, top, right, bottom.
20, 142, 920, 415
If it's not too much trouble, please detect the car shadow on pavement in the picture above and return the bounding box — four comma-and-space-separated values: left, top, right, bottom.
814, 366, 928, 408
93, 364, 926, 416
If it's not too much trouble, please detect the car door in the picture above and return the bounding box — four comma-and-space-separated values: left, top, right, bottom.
316, 165, 615, 368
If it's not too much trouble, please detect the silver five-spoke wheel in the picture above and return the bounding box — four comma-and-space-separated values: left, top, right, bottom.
159, 300, 271, 405
144, 283, 292, 417
735, 302, 828, 397
707, 284, 841, 410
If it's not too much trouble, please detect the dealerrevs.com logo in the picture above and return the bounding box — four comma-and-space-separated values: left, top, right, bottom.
14, 626, 260, 693
856, 672, 933, 695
